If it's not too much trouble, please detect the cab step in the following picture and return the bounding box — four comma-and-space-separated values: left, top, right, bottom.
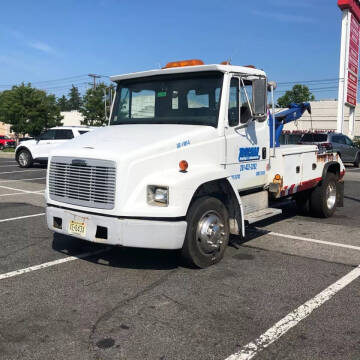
244, 208, 282, 224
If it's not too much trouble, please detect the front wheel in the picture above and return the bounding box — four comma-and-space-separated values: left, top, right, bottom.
310, 173, 337, 218
181, 196, 229, 268
17, 149, 33, 168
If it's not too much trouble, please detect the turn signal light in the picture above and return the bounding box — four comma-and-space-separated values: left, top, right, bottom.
163, 59, 204, 69
179, 160, 188, 172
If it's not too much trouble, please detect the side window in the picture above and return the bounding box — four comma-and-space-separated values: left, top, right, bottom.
334, 136, 346, 144
40, 130, 55, 140
78, 130, 89, 135
54, 129, 74, 140
228, 78, 239, 127
240, 80, 253, 124
345, 136, 353, 146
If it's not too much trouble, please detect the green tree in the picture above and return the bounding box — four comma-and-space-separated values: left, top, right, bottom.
80, 83, 108, 126
67, 85, 82, 110
57, 95, 69, 111
0, 83, 63, 136
277, 84, 315, 108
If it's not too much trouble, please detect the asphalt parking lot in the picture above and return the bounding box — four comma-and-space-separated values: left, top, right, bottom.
0, 154, 360, 360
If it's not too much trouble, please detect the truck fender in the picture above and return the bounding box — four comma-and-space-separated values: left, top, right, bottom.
226, 177, 245, 237
322, 161, 340, 180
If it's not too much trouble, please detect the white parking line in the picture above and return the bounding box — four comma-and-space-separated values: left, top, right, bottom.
262, 231, 360, 251
0, 184, 35, 193
225, 265, 360, 360
0, 164, 18, 167
0, 190, 44, 197
0, 169, 46, 174
0, 177, 46, 183
0, 213, 45, 223
0, 247, 111, 281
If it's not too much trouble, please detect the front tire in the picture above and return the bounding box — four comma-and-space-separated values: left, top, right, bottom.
310, 173, 337, 218
17, 149, 33, 168
181, 196, 229, 268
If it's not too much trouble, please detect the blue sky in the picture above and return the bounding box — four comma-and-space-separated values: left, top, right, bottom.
0, 0, 342, 99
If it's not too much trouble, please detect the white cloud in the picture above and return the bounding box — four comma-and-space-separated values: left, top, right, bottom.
28, 41, 56, 54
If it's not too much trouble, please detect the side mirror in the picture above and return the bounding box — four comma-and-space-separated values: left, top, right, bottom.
253, 79, 267, 121
267, 81, 277, 91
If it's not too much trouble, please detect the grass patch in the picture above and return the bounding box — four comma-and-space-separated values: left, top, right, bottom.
1, 148, 15, 153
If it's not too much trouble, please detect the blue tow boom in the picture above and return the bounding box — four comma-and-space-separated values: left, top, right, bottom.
269, 102, 311, 148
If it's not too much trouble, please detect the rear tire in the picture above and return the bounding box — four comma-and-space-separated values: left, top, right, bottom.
181, 196, 229, 268
310, 173, 337, 218
17, 149, 33, 168
0, 144, 4, 151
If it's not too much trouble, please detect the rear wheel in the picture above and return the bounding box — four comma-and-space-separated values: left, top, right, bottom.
181, 196, 229, 268
0, 144, 4, 150
17, 149, 33, 168
310, 173, 337, 218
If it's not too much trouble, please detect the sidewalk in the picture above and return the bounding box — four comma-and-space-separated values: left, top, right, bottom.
0, 152, 15, 159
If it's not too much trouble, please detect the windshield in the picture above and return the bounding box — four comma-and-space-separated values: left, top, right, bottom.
110, 72, 223, 127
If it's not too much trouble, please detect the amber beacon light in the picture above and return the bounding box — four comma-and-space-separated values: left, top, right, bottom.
163, 59, 204, 69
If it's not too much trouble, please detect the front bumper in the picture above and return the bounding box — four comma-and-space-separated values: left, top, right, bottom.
46, 206, 187, 250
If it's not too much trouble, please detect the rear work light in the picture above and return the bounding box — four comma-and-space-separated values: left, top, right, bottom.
163, 59, 204, 69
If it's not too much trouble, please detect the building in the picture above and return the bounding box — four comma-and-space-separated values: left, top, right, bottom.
0, 122, 12, 137
60, 110, 83, 126
279, 100, 360, 137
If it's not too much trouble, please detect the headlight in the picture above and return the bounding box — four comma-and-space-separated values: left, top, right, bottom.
147, 185, 169, 207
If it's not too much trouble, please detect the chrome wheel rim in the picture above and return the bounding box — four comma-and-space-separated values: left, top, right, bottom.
196, 210, 226, 254
326, 182, 336, 210
18, 152, 28, 167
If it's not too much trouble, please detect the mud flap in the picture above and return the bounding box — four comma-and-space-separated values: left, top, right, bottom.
336, 181, 344, 207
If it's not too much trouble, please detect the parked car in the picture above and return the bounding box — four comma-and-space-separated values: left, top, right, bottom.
299, 132, 360, 167
0, 135, 16, 150
15, 126, 94, 168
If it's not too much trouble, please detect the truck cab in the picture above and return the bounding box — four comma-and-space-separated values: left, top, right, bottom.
46, 60, 345, 268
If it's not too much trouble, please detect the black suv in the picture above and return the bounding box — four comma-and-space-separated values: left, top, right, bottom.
299, 132, 360, 167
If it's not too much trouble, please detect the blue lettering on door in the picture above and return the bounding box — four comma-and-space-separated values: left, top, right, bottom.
238, 147, 260, 162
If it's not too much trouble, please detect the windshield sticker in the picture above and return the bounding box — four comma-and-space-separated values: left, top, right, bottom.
176, 140, 190, 149
157, 91, 167, 98
238, 147, 260, 162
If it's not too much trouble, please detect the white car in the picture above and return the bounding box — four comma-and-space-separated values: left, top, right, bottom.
15, 126, 94, 168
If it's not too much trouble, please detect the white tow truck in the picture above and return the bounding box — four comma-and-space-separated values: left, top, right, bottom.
46, 59, 345, 268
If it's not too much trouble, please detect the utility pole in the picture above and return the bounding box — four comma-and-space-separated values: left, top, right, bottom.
88, 74, 101, 90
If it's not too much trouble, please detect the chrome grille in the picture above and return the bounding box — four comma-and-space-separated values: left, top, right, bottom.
49, 157, 116, 209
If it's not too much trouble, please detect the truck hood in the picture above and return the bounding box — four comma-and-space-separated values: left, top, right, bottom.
51, 124, 218, 160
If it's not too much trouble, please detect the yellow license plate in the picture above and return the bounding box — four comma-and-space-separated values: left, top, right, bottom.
69, 220, 87, 237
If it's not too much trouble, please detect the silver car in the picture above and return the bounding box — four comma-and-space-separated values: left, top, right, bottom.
299, 132, 360, 167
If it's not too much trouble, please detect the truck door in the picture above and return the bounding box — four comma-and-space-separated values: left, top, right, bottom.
225, 76, 268, 191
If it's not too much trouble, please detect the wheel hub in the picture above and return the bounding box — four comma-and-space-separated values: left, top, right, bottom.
326, 183, 336, 210
197, 211, 226, 253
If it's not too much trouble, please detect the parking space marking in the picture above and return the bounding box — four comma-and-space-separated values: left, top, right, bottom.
0, 169, 47, 175
0, 190, 44, 197
0, 164, 18, 167
225, 265, 360, 360
0, 213, 45, 223
0, 247, 111, 281
0, 177, 46, 183
0, 184, 38, 193
256, 230, 360, 251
